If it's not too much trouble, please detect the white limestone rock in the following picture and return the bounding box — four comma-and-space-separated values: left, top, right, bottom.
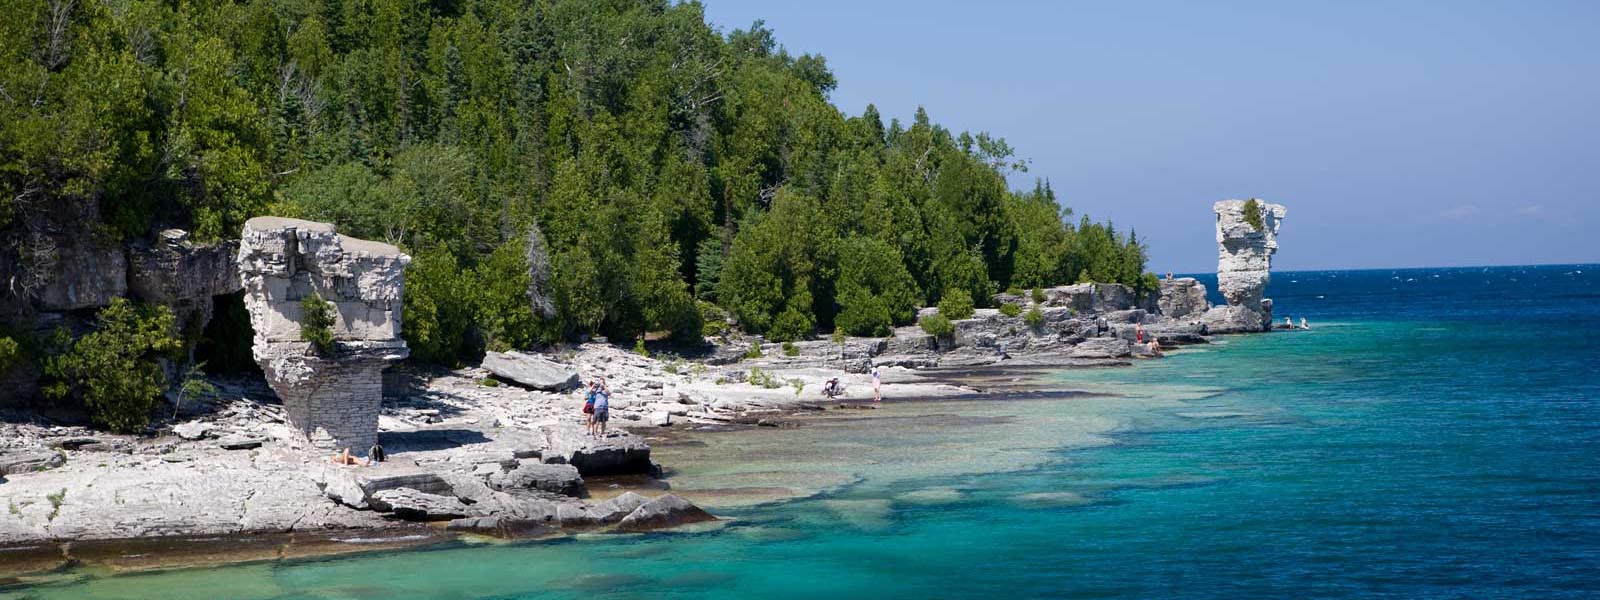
238, 217, 411, 452
1157, 277, 1210, 320
615, 494, 716, 532
481, 351, 581, 391
1210, 199, 1286, 333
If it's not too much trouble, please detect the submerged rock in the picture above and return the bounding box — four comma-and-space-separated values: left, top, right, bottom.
481, 351, 581, 391
615, 494, 716, 532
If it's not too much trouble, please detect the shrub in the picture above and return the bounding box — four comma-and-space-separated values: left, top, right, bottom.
768, 306, 815, 343
300, 293, 336, 354
43, 299, 180, 433
1023, 307, 1045, 330
0, 336, 18, 373
920, 314, 954, 338
1031, 287, 1047, 304
1242, 198, 1264, 231
634, 337, 651, 358
831, 329, 847, 345
745, 340, 764, 359
749, 367, 781, 389
479, 378, 500, 387
999, 303, 1022, 317
782, 341, 799, 357
937, 289, 975, 320
699, 301, 730, 338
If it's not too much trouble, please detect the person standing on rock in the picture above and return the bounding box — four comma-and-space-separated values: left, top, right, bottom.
583, 381, 598, 436
592, 383, 611, 437
871, 367, 883, 403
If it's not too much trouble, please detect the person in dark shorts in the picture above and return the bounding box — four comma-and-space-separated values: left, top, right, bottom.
591, 383, 611, 437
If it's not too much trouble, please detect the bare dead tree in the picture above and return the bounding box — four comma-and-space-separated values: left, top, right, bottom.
31, 0, 76, 107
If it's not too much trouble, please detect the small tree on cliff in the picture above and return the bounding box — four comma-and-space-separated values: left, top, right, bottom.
42, 299, 181, 433
300, 293, 336, 354
1242, 199, 1264, 231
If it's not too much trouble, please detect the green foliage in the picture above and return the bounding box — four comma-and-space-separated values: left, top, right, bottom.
920, 314, 954, 338
173, 363, 217, 418
699, 301, 731, 338
1024, 306, 1045, 330
1031, 288, 1047, 304
299, 293, 336, 354
1242, 199, 1264, 231
999, 303, 1022, 317
402, 248, 477, 364
0, 0, 1151, 365
831, 329, 847, 345
46, 489, 65, 521
634, 338, 651, 358
781, 341, 799, 357
938, 289, 976, 320
0, 336, 18, 373
749, 367, 780, 389
478, 378, 500, 388
834, 237, 921, 337
42, 299, 180, 433
745, 341, 764, 359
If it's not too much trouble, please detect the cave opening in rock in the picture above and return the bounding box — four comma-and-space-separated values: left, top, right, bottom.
194, 292, 259, 375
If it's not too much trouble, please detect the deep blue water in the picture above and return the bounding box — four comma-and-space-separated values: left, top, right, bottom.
7, 264, 1599, 599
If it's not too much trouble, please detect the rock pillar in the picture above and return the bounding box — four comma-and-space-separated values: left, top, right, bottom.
1201, 199, 1286, 333
237, 217, 410, 452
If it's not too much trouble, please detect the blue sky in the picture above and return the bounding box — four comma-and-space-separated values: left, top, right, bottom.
700, 1, 1599, 272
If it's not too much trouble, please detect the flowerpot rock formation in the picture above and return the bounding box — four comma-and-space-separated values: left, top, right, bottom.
1202, 199, 1287, 334
237, 217, 411, 453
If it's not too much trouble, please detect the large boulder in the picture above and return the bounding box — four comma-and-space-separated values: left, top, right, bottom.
0, 451, 65, 475
320, 465, 452, 510
1069, 337, 1132, 359
1158, 277, 1210, 320
615, 494, 716, 532
589, 491, 650, 524
539, 425, 652, 476
369, 487, 469, 521
481, 351, 580, 391
487, 460, 586, 497
1202, 304, 1266, 335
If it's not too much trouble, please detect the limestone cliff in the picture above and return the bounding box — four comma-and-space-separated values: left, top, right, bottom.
238, 217, 410, 452
1202, 199, 1286, 333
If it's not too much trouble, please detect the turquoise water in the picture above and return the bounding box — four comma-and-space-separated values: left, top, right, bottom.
7, 265, 1599, 599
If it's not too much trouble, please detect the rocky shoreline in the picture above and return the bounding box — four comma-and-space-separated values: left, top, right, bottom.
0, 200, 1294, 578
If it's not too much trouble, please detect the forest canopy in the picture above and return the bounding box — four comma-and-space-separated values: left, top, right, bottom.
0, 0, 1154, 364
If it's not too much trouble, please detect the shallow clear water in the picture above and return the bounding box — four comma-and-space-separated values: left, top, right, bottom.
7, 264, 1598, 599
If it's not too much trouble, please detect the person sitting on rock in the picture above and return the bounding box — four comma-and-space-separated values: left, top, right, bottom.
1285, 316, 1294, 328
330, 448, 361, 466
1300, 317, 1310, 330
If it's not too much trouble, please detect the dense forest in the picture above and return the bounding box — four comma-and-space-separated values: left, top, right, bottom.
1, 0, 1154, 369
